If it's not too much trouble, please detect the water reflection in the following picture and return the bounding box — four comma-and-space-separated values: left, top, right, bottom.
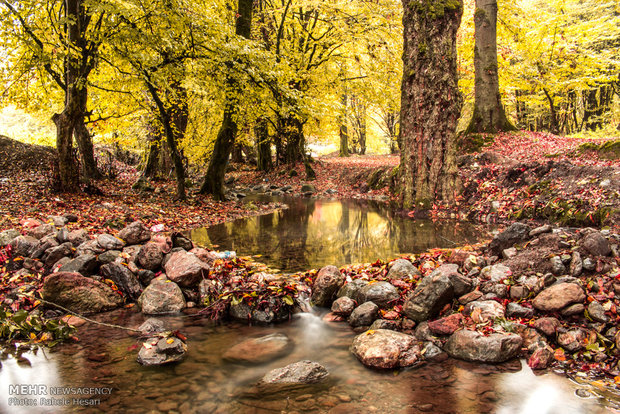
190, 196, 489, 272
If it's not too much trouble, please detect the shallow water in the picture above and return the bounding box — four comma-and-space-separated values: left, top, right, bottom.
190, 196, 488, 272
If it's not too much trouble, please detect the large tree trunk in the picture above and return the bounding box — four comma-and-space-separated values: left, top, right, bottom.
399, 0, 463, 211
465, 0, 515, 134
199, 0, 253, 200
74, 116, 101, 179
255, 117, 273, 172
282, 115, 305, 164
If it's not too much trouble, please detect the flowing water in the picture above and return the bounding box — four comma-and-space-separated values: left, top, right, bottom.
1, 197, 619, 413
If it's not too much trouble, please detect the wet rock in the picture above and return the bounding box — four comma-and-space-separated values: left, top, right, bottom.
444, 330, 523, 363
550, 256, 566, 275
43, 242, 73, 267
351, 329, 421, 369
532, 283, 585, 312
323, 313, 345, 323
569, 251, 582, 277
118, 221, 152, 245
506, 302, 534, 319
357, 282, 399, 309
370, 319, 401, 331
138, 279, 186, 314
581, 231, 611, 257
9, 236, 39, 257
311, 265, 344, 307
58, 254, 97, 276
138, 318, 166, 335
97, 233, 125, 250
588, 301, 609, 323
337, 279, 368, 302
464, 300, 505, 320
41, 272, 123, 314
0, 229, 20, 247
582, 258, 595, 271
529, 224, 552, 237
137, 336, 187, 366
387, 259, 420, 280
261, 360, 328, 384
136, 242, 164, 271
428, 313, 463, 335
101, 262, 142, 300
557, 328, 591, 353
331, 297, 356, 316
488, 223, 531, 255
528, 345, 554, 370
533, 317, 561, 337
348, 302, 379, 327
223, 333, 292, 364
422, 342, 446, 361
230, 299, 289, 324
403, 264, 455, 322
480, 264, 512, 282
560, 303, 584, 317
164, 251, 209, 287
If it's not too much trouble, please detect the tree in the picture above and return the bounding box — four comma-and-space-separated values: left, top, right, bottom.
399, 0, 463, 211
465, 0, 515, 134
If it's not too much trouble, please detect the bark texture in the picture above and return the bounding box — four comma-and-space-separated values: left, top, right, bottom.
465, 0, 515, 134
256, 117, 273, 172
399, 0, 463, 211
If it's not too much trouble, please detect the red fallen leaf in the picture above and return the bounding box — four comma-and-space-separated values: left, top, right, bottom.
127, 344, 138, 351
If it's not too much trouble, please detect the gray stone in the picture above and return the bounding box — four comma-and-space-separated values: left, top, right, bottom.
337, 279, 368, 302
387, 259, 420, 280
101, 262, 142, 300
560, 303, 584, 317
43, 242, 74, 267
9, 236, 39, 257
66, 229, 90, 247
137, 336, 187, 366
529, 224, 552, 237
502, 247, 517, 259
41, 272, 123, 314
97, 233, 126, 250
311, 265, 344, 307
261, 360, 328, 384
464, 300, 505, 320
403, 265, 455, 322
582, 258, 595, 271
569, 251, 582, 277
98, 250, 120, 264
119, 221, 152, 245
351, 329, 421, 369
27, 224, 55, 240
581, 231, 611, 257
506, 302, 534, 319
59, 254, 98, 276
480, 264, 512, 282
588, 301, 609, 323
75, 239, 105, 256
138, 318, 166, 335
136, 242, 164, 271
488, 223, 531, 255
0, 229, 20, 247
444, 330, 523, 363
138, 279, 186, 315
357, 281, 399, 309
550, 256, 566, 275
348, 302, 379, 327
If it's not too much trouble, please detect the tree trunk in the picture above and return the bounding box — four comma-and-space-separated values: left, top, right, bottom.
74, 116, 101, 179
543, 88, 559, 134
282, 115, 305, 164
256, 117, 273, 172
465, 0, 515, 134
339, 93, 349, 157
199, 0, 253, 200
399, 0, 463, 211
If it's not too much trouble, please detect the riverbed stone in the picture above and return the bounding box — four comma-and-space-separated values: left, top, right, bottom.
387, 259, 420, 280
66, 229, 89, 247
118, 221, 152, 245
337, 279, 368, 302
532, 283, 585, 312
488, 223, 531, 255
223, 333, 293, 364
331, 297, 356, 316
261, 360, 328, 384
444, 329, 523, 363
428, 313, 463, 336
569, 251, 583, 277
101, 262, 142, 300
581, 231, 611, 257
59, 254, 98, 276
528, 345, 554, 370
480, 264, 512, 282
348, 302, 379, 327
550, 256, 566, 275
138, 318, 166, 335
403, 265, 455, 322
98, 250, 120, 265
138, 279, 186, 314
97, 233, 126, 250
137, 242, 164, 271
137, 336, 187, 366
533, 317, 561, 337
164, 251, 209, 287
506, 302, 534, 319
557, 328, 593, 353
41, 272, 123, 314
0, 229, 20, 247
560, 303, 585, 317
588, 301, 609, 323
351, 329, 421, 369
43, 242, 74, 267
311, 265, 344, 307
357, 282, 399, 309
464, 300, 505, 320
75, 239, 105, 256
26, 224, 55, 240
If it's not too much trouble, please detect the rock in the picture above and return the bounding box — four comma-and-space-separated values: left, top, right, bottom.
348, 302, 379, 327
337, 279, 368, 302
459, 290, 483, 304
164, 251, 209, 287
41, 272, 123, 314
443, 330, 523, 363
48, 215, 68, 227
58, 254, 98, 276
560, 303, 584, 317
582, 258, 595, 271
75, 239, 105, 256
387, 259, 420, 280
98, 250, 120, 264
488, 223, 531, 255
223, 333, 292, 364
138, 279, 186, 314
480, 264, 512, 282
322, 312, 345, 323
502, 248, 517, 259
43, 242, 74, 267
137, 336, 187, 366
528, 346, 554, 369
533, 317, 561, 337
171, 233, 193, 250
370, 319, 401, 331
463, 300, 505, 320
300, 184, 316, 194
529, 224, 552, 237
509, 285, 528, 300
357, 282, 399, 309
506, 303, 534, 319
403, 264, 455, 322
138, 318, 166, 335
0, 229, 20, 247
428, 314, 463, 335
118, 221, 152, 245
481, 282, 508, 299
97, 234, 125, 250
311, 265, 344, 307
449, 272, 474, 297
569, 251, 582, 277
229, 299, 289, 324
27, 224, 55, 240
532, 283, 585, 312
588, 301, 609, 323
331, 297, 356, 316
557, 328, 590, 353
581, 231, 611, 257
550, 256, 566, 275
136, 242, 164, 271
9, 236, 39, 257
351, 329, 421, 369
101, 263, 142, 300
66, 229, 90, 247
261, 360, 328, 384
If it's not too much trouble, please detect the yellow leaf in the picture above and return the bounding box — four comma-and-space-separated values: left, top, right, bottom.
167, 338, 174, 344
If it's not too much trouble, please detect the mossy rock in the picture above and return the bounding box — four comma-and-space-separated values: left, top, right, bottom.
578, 139, 620, 160
458, 133, 494, 153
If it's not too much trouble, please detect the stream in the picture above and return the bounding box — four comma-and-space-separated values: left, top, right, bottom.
1, 197, 619, 413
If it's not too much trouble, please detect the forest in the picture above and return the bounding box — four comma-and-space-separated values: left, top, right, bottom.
0, 1, 620, 413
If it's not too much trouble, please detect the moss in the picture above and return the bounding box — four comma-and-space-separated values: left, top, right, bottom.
418, 42, 428, 55
415, 198, 432, 211
578, 139, 620, 160
367, 169, 385, 190
411, 0, 462, 20
458, 133, 493, 153
474, 7, 486, 20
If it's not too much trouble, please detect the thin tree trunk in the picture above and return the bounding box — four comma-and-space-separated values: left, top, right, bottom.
256, 117, 273, 172
399, 0, 463, 211
339, 93, 349, 157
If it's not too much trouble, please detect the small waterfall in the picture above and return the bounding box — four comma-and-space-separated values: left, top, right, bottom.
294, 292, 330, 351
295, 291, 315, 314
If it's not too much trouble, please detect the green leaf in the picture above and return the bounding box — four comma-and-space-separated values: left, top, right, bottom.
282, 295, 294, 306
12, 310, 28, 324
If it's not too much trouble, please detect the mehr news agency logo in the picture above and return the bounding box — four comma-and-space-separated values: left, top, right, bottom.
7, 384, 113, 407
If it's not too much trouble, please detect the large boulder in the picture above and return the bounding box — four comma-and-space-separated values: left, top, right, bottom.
348, 302, 379, 327
260, 360, 328, 385
118, 221, 152, 245
387, 259, 420, 280
581, 231, 611, 257
100, 262, 142, 300
0, 229, 20, 247
41, 272, 123, 314
488, 223, 531, 255
223, 333, 293, 364
58, 253, 98, 276
337, 279, 368, 302
136, 242, 164, 271
403, 264, 455, 322
311, 265, 344, 307
137, 336, 187, 366
138, 279, 186, 315
444, 329, 523, 363
351, 329, 421, 369
532, 283, 585, 312
357, 282, 399, 309
164, 251, 209, 287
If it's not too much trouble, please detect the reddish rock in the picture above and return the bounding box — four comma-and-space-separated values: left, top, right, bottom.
311, 266, 344, 307
223, 333, 292, 364
528, 346, 554, 370
351, 329, 421, 369
331, 296, 356, 316
459, 290, 483, 305
41, 272, 123, 314
428, 313, 463, 336
323, 312, 345, 322
533, 317, 561, 337
137, 242, 164, 270
532, 283, 585, 312
191, 247, 220, 263
164, 251, 210, 287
